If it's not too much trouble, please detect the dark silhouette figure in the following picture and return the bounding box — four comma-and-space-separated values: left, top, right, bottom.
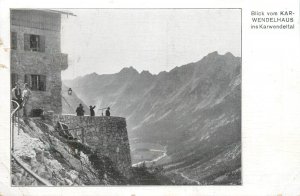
105, 107, 110, 116
89, 105, 96, 116
76, 103, 85, 116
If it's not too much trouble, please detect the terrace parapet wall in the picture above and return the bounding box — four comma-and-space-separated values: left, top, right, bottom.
53, 115, 132, 178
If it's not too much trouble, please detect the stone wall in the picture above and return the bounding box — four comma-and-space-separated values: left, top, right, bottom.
53, 115, 132, 178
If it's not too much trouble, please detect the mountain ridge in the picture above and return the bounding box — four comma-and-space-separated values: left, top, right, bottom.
65, 51, 240, 82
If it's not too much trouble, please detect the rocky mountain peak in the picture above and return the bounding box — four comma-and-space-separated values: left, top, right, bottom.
224, 52, 234, 57
119, 66, 139, 75
140, 70, 153, 78
200, 51, 238, 62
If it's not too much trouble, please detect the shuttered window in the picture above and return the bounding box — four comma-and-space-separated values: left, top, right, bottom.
30, 35, 40, 51
11, 32, 17, 50
25, 74, 46, 91
31, 75, 38, 90
39, 75, 46, 91
24, 34, 45, 52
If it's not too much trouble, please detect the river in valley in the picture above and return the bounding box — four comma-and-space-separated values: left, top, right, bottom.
132, 146, 167, 167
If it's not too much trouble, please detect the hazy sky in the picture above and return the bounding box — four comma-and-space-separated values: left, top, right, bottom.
60, 9, 241, 80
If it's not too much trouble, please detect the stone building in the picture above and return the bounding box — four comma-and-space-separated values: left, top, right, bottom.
11, 9, 69, 116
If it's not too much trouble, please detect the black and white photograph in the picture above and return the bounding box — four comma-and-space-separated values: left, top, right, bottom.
10, 8, 241, 186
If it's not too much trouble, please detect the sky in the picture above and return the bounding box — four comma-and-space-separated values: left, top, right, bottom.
60, 9, 241, 80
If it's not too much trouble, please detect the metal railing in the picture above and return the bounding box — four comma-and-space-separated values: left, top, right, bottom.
11, 100, 20, 151
11, 100, 20, 118
98, 107, 109, 116
12, 153, 53, 186
11, 100, 52, 186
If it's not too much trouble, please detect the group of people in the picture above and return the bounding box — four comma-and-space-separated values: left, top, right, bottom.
11, 82, 31, 116
12, 81, 112, 118
75, 104, 111, 117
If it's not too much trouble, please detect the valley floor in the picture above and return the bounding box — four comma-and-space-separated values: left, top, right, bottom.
130, 141, 241, 185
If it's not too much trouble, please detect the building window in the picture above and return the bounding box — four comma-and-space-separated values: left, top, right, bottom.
11, 73, 19, 88
25, 74, 46, 91
24, 34, 45, 52
30, 35, 40, 51
11, 32, 17, 50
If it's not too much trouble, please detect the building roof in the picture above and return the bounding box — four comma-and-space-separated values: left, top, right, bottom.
43, 9, 77, 16
11, 9, 76, 16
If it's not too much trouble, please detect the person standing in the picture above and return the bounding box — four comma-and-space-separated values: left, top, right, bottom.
105, 107, 110, 117
80, 104, 85, 116
11, 82, 22, 110
76, 103, 85, 116
22, 83, 31, 117
89, 105, 96, 116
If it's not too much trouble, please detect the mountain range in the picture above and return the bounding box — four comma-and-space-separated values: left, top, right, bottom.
63, 51, 241, 185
